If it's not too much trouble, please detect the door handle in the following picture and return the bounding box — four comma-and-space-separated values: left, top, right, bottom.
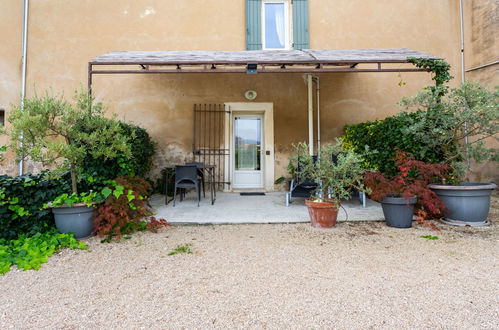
265, 150, 271, 155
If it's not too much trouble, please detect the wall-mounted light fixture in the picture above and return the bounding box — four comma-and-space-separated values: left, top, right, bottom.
244, 90, 257, 100
246, 63, 258, 74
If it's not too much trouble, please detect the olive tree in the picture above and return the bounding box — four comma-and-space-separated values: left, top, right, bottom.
3, 91, 131, 194
400, 82, 498, 182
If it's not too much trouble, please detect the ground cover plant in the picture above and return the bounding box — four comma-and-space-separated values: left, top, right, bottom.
168, 243, 193, 256
0, 229, 87, 275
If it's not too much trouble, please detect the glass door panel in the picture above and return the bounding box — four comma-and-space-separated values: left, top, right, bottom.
234, 116, 261, 171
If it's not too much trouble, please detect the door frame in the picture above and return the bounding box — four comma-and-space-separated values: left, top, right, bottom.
224, 102, 274, 192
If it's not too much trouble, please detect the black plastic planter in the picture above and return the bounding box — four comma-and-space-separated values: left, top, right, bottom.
381, 196, 417, 228
428, 183, 497, 226
52, 204, 94, 239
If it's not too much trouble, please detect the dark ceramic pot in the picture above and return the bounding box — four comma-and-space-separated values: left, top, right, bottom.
52, 204, 94, 239
428, 183, 497, 226
381, 196, 417, 228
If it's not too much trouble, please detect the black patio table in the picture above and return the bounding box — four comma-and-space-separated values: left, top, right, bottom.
165, 164, 216, 205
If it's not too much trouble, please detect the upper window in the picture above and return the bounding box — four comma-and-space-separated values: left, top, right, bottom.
246, 0, 309, 50
262, 1, 290, 50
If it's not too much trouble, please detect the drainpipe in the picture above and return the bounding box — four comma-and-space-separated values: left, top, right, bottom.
459, 0, 465, 85
307, 74, 314, 155
312, 76, 320, 158
459, 0, 470, 168
19, 0, 29, 175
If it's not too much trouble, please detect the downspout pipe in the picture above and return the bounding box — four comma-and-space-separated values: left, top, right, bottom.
459, 0, 470, 167
19, 0, 29, 175
312, 76, 320, 158
459, 0, 465, 84
307, 74, 314, 155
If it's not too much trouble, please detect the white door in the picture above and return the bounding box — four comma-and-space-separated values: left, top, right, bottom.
232, 114, 264, 188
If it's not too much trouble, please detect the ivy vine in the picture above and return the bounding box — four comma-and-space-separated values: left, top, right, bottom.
407, 57, 453, 98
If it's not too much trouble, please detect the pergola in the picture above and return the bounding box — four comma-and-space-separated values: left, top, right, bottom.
88, 48, 438, 93
87, 48, 438, 162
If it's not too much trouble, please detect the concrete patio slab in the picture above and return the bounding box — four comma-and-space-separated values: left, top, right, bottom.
150, 192, 384, 224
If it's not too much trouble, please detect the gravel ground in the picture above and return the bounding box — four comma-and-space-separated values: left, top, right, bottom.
1, 198, 498, 329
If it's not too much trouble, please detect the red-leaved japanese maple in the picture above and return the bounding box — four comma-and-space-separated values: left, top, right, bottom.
93, 176, 169, 242
364, 151, 450, 230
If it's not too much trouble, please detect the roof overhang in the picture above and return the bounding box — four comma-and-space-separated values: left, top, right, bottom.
88, 48, 438, 75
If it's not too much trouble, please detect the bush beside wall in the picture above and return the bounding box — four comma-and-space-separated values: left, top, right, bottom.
343, 111, 447, 174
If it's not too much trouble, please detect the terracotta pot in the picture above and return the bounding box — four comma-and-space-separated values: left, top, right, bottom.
305, 199, 339, 228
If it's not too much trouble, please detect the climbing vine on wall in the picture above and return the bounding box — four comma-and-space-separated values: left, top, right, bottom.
407, 57, 453, 86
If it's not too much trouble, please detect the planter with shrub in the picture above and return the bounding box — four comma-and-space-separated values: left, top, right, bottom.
364, 151, 449, 229
400, 82, 498, 226
289, 140, 369, 228
3, 91, 132, 237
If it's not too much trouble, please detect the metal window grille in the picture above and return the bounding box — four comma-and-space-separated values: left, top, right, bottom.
193, 104, 231, 191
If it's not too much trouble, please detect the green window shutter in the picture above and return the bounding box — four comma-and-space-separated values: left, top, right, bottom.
292, 0, 310, 49
246, 0, 262, 50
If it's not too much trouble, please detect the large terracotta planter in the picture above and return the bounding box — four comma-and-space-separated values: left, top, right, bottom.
305, 199, 339, 228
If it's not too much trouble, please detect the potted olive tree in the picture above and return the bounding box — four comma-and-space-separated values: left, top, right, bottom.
401, 82, 498, 226
3, 91, 131, 238
289, 141, 369, 228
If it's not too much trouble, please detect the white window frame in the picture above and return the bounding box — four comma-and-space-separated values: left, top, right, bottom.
261, 0, 292, 50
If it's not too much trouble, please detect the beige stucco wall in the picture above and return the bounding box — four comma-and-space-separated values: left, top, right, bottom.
3, 0, 494, 185
463, 0, 499, 182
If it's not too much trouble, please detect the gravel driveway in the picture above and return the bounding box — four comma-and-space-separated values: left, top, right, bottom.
1, 200, 498, 329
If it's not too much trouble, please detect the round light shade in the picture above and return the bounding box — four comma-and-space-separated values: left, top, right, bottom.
244, 90, 257, 100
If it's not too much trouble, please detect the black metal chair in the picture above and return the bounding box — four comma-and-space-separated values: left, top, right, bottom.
185, 162, 205, 198
173, 165, 201, 207
286, 156, 318, 206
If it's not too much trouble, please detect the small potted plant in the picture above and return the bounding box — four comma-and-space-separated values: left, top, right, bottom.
289, 140, 369, 228
364, 151, 449, 228
4, 91, 131, 238
401, 82, 498, 226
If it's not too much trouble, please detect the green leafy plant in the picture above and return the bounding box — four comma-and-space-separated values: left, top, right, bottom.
48, 191, 102, 208
0, 229, 87, 275
3, 90, 132, 195
400, 82, 498, 182
77, 120, 156, 192
274, 176, 286, 185
343, 112, 449, 175
407, 57, 452, 87
0, 172, 71, 239
420, 235, 439, 240
167, 243, 193, 256
93, 176, 169, 242
289, 140, 369, 207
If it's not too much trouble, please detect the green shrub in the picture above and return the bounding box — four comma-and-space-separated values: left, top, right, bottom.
79, 120, 156, 191
0, 172, 71, 240
343, 111, 448, 175
0, 229, 87, 275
